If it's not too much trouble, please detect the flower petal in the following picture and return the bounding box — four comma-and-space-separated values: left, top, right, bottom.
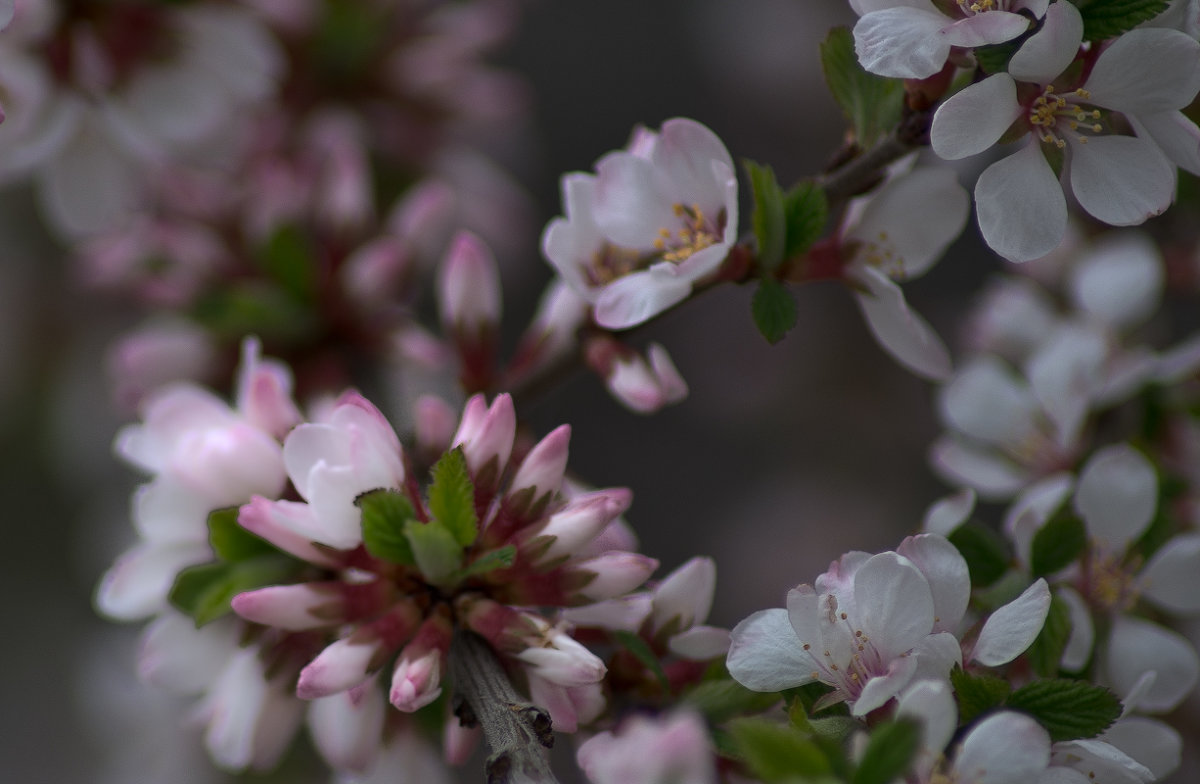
1008, 0, 1083, 84
1073, 444, 1157, 547
972, 578, 1051, 666
853, 8, 953, 79
1104, 616, 1199, 713
976, 140, 1068, 262
727, 608, 814, 692
932, 74, 1022, 160
1140, 533, 1200, 614
1068, 135, 1175, 227
1084, 29, 1200, 114
851, 266, 952, 381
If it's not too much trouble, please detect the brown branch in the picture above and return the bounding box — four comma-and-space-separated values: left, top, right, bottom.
816, 106, 934, 210
449, 629, 559, 784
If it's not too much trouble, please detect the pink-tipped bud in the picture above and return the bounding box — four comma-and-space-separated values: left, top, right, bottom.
306, 111, 373, 231
528, 676, 606, 734
452, 393, 515, 491
519, 489, 632, 565
510, 280, 589, 375
649, 556, 716, 636
388, 178, 457, 264
296, 602, 422, 699
238, 497, 343, 568
308, 679, 386, 773
389, 612, 452, 712
515, 627, 606, 687
568, 552, 659, 602
232, 583, 343, 630
506, 425, 571, 515
412, 394, 459, 459
235, 337, 302, 440
340, 236, 414, 310
438, 230, 501, 334
605, 343, 688, 414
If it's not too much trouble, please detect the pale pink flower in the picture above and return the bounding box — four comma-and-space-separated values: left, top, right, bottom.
931, 3, 1199, 260
852, 0, 1044, 79
576, 710, 717, 784
543, 118, 738, 329
603, 343, 689, 414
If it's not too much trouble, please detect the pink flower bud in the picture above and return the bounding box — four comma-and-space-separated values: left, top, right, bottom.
506, 424, 571, 513
518, 488, 632, 565
234, 337, 302, 440
340, 236, 414, 310
569, 552, 659, 602
528, 676, 606, 734
605, 343, 688, 414
238, 496, 343, 567
387, 178, 457, 264
576, 710, 717, 784
306, 111, 373, 231
232, 583, 343, 630
515, 628, 606, 687
451, 393, 515, 489
650, 556, 716, 636
296, 602, 422, 699
308, 679, 386, 773
438, 230, 501, 333
390, 612, 452, 712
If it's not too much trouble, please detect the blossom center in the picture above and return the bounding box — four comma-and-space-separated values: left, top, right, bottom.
799, 603, 892, 705
652, 203, 723, 263
956, 0, 999, 15
1029, 86, 1103, 149
859, 230, 907, 279
1084, 548, 1142, 612
586, 243, 646, 286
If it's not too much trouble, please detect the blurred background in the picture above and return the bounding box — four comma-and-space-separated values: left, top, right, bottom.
0, 1, 1039, 781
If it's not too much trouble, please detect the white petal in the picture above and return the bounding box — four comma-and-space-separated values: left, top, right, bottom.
1073, 444, 1158, 547
1084, 29, 1200, 114
931, 75, 1021, 160
1131, 111, 1200, 176
1068, 135, 1175, 227
853, 8, 953, 79
940, 356, 1038, 445
1057, 586, 1095, 672
1008, 0, 1083, 84
976, 141, 1068, 262
593, 152, 677, 249
308, 683, 386, 772
594, 267, 693, 330
726, 608, 814, 692
853, 654, 919, 715
896, 678, 958, 759
855, 552, 935, 657
956, 712, 1050, 784
851, 266, 952, 381
922, 488, 976, 536
942, 12, 1032, 48
1068, 232, 1163, 329
95, 540, 211, 620
1101, 717, 1182, 781
929, 437, 1030, 499
1025, 324, 1107, 449
1140, 533, 1200, 614
668, 626, 732, 660
898, 533, 970, 634
971, 578, 1051, 666
1105, 616, 1199, 712
1002, 473, 1074, 568
139, 613, 239, 694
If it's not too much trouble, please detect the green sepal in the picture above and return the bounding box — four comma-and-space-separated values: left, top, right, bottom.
819, 27, 905, 147
684, 678, 781, 724
613, 630, 671, 693
169, 554, 296, 627
745, 159, 787, 272
1075, 0, 1170, 42
1030, 512, 1087, 577
751, 277, 798, 345
357, 488, 417, 565
726, 717, 834, 782
404, 518, 463, 585
453, 545, 517, 581
947, 520, 1011, 587
191, 281, 315, 342
783, 181, 828, 259
207, 507, 277, 563
950, 666, 1012, 724
428, 447, 479, 547
1028, 592, 1074, 677
1006, 678, 1122, 741
851, 718, 920, 784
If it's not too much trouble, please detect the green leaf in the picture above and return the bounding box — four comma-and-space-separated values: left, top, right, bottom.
973, 40, 1024, 75
454, 545, 517, 581
948, 521, 1011, 587
685, 678, 782, 724
1007, 679, 1122, 741
1030, 512, 1087, 577
745, 160, 787, 272
428, 448, 479, 547
357, 489, 417, 565
852, 718, 920, 784
404, 518, 463, 584
727, 718, 833, 782
614, 630, 671, 693
1077, 0, 1170, 41
950, 666, 1012, 724
256, 224, 316, 302
169, 555, 296, 626
207, 508, 277, 563
191, 282, 315, 342
1028, 593, 1074, 677
819, 27, 905, 147
783, 181, 828, 259
751, 277, 798, 345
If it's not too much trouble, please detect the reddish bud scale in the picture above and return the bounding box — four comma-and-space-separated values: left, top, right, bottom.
455, 595, 540, 654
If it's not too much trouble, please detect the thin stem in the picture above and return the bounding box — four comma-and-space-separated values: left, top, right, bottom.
449, 629, 560, 784
816, 106, 934, 210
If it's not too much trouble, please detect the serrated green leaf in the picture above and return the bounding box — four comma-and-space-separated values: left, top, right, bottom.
208, 508, 277, 563
357, 489, 417, 565
783, 181, 828, 259
1030, 513, 1087, 577
950, 666, 1012, 724
1028, 593, 1074, 677
752, 277, 798, 345
973, 40, 1024, 75
455, 545, 517, 581
169, 555, 296, 626
1007, 679, 1122, 741
728, 718, 833, 782
685, 678, 781, 723
819, 27, 905, 147
614, 630, 671, 693
948, 521, 1011, 587
404, 518, 462, 584
428, 448, 478, 547
852, 718, 920, 784
745, 160, 787, 272
1078, 0, 1170, 41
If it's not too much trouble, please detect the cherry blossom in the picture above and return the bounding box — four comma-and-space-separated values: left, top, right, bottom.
543, 118, 738, 329
576, 710, 717, 784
